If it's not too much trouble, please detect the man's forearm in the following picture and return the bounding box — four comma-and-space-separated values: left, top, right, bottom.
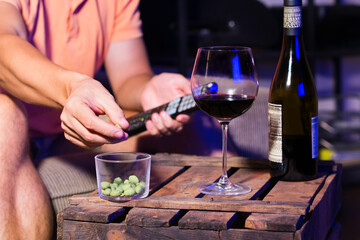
0, 34, 84, 108
113, 72, 154, 112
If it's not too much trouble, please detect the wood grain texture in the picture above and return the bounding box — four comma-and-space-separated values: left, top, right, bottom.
151, 153, 269, 169
59, 155, 342, 240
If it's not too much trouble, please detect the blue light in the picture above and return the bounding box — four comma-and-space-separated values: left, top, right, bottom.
208, 82, 218, 94
298, 82, 305, 97
232, 55, 241, 83
295, 37, 300, 60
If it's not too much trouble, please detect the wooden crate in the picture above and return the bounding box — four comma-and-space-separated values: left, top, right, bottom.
57, 154, 342, 240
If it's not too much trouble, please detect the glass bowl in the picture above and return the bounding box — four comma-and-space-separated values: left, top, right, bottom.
95, 152, 151, 201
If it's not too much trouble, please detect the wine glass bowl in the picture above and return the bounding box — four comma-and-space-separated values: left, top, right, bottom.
191, 46, 259, 195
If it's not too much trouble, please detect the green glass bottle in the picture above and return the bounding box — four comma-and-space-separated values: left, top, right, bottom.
268, 0, 318, 181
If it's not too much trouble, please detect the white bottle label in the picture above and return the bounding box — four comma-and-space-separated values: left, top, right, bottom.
268, 103, 283, 163
312, 116, 319, 158
284, 6, 302, 29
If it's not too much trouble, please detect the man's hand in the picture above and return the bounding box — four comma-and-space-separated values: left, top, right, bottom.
140, 73, 192, 136
60, 77, 129, 148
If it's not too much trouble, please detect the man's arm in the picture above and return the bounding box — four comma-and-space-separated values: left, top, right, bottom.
0, 2, 73, 108
0, 2, 129, 148
104, 38, 153, 112
105, 38, 191, 135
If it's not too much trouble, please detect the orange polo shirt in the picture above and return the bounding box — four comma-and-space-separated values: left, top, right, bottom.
1, 0, 142, 137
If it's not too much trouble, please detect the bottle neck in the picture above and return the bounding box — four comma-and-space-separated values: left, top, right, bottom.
283, 5, 302, 37
281, 4, 304, 55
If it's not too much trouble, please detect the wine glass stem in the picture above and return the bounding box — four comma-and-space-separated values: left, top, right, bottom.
219, 122, 230, 186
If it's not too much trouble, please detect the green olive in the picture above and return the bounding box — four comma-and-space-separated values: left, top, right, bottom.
122, 183, 131, 190
110, 189, 121, 197
116, 186, 123, 193
114, 177, 122, 184
129, 175, 139, 184
138, 181, 146, 187
110, 183, 118, 190
101, 181, 111, 190
102, 188, 111, 196
124, 188, 136, 196
135, 185, 143, 194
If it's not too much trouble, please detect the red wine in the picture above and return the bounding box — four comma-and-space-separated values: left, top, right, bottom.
194, 94, 255, 121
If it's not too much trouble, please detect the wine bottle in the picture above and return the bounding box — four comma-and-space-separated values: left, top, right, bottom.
268, 0, 318, 181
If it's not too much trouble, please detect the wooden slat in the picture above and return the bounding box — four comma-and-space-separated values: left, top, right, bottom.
56, 212, 64, 240
69, 196, 309, 215
151, 166, 222, 197
151, 153, 269, 169
222, 228, 294, 240
59, 156, 341, 240
66, 165, 184, 222
126, 208, 180, 227
179, 169, 271, 230
294, 165, 342, 240
245, 213, 303, 232
62, 219, 294, 240
144, 226, 294, 240
243, 165, 331, 232
263, 175, 327, 203
125, 166, 227, 228
62, 204, 128, 223
62, 221, 128, 240
178, 211, 237, 231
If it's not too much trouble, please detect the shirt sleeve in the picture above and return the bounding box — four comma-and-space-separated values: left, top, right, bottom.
0, 0, 21, 10
110, 0, 143, 42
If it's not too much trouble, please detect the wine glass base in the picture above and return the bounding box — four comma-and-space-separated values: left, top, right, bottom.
198, 182, 251, 196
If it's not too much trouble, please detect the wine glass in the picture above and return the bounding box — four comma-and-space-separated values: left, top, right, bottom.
191, 46, 259, 195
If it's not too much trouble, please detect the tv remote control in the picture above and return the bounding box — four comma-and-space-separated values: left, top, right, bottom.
125, 94, 198, 136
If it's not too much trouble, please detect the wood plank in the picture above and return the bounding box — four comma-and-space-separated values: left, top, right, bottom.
294, 166, 342, 240
151, 166, 226, 197
56, 211, 64, 240
242, 162, 340, 233
179, 211, 237, 231
61, 220, 296, 240
61, 220, 220, 240
202, 169, 271, 201
125, 166, 227, 229
263, 175, 327, 203
65, 165, 184, 223
151, 153, 269, 169
125, 225, 221, 240
243, 165, 333, 233
62, 204, 128, 223
245, 213, 303, 232
68, 196, 309, 215
126, 208, 180, 227
129, 225, 294, 240
68, 165, 184, 206
179, 169, 271, 230
59, 156, 342, 240
221, 228, 294, 240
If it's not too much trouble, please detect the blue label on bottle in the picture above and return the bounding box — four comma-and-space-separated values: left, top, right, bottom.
312, 116, 319, 158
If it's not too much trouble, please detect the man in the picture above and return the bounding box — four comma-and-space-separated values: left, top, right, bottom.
0, 0, 195, 239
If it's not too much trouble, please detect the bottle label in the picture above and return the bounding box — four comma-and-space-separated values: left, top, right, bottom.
284, 6, 302, 35
312, 116, 319, 158
268, 103, 283, 163
284, 6, 302, 29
